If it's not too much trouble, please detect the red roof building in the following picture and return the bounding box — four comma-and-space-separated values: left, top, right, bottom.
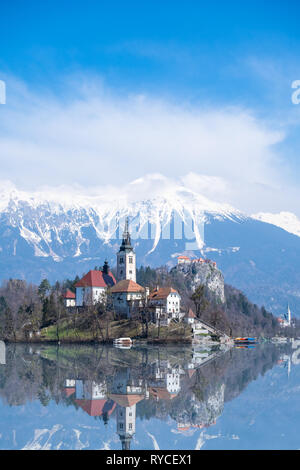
74, 269, 116, 288
110, 279, 144, 294
111, 279, 145, 317
183, 308, 197, 324
74, 265, 116, 307
63, 288, 76, 307
63, 289, 76, 299
184, 308, 196, 319
148, 287, 178, 300
177, 255, 191, 264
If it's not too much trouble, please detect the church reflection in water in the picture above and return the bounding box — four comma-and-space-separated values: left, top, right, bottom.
59, 344, 265, 449
0, 341, 298, 450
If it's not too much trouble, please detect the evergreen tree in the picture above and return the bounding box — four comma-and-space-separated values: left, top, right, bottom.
38, 279, 51, 301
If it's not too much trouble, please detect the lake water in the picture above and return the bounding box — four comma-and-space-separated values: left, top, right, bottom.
0, 340, 300, 450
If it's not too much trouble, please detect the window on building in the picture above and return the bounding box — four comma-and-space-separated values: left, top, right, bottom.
119, 257, 124, 264
129, 257, 133, 263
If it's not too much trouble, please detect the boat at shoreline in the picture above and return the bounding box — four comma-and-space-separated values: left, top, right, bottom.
113, 337, 133, 348
271, 336, 288, 343
234, 337, 257, 345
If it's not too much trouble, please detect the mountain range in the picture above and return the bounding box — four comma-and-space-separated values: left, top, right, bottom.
0, 180, 300, 317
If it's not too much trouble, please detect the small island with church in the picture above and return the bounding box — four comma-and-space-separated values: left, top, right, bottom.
48, 217, 228, 344
0, 218, 298, 345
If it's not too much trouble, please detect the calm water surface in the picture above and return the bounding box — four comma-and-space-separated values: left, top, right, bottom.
0, 340, 300, 450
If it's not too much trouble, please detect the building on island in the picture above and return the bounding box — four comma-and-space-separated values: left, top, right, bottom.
72, 217, 195, 327
63, 289, 76, 307
148, 287, 182, 325
183, 308, 197, 325
177, 255, 191, 264
278, 303, 293, 328
110, 218, 147, 318
117, 217, 136, 282
177, 255, 217, 267
74, 261, 116, 307
110, 279, 146, 318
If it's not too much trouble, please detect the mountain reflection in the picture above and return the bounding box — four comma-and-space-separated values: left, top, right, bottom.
0, 341, 298, 450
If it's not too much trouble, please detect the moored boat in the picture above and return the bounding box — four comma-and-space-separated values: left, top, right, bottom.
271, 336, 288, 343
113, 337, 133, 346
234, 337, 257, 344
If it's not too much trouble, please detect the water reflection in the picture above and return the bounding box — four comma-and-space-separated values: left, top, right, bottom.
0, 341, 5, 365
0, 341, 299, 449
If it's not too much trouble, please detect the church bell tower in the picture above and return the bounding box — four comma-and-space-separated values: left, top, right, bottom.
117, 217, 136, 282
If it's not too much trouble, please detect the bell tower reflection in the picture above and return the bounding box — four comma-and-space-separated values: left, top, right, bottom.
0, 341, 5, 365
110, 369, 145, 450
116, 404, 136, 450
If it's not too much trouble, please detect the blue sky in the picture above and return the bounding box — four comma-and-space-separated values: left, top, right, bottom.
1, 1, 300, 102
1, 1, 300, 215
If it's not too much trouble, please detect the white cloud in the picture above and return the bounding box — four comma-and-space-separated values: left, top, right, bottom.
0, 74, 298, 215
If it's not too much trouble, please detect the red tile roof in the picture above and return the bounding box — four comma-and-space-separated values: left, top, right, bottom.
63, 289, 76, 299
184, 308, 196, 319
149, 287, 179, 300
110, 279, 145, 293
74, 270, 116, 288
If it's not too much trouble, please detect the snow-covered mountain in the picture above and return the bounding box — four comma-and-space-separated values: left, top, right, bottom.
0, 180, 300, 316
252, 211, 300, 238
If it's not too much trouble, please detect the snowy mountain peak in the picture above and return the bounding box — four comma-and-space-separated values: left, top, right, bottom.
0, 178, 246, 262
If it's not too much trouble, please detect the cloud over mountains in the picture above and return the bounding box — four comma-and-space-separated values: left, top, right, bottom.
0, 74, 296, 216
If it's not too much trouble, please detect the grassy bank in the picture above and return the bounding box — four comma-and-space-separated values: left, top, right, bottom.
31, 318, 193, 344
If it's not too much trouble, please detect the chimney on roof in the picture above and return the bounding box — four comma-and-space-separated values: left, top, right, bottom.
103, 260, 109, 275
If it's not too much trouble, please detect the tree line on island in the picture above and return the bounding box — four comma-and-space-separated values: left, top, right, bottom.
0, 265, 298, 342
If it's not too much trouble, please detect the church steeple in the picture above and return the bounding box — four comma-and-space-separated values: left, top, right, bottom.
117, 217, 136, 282
119, 217, 133, 252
